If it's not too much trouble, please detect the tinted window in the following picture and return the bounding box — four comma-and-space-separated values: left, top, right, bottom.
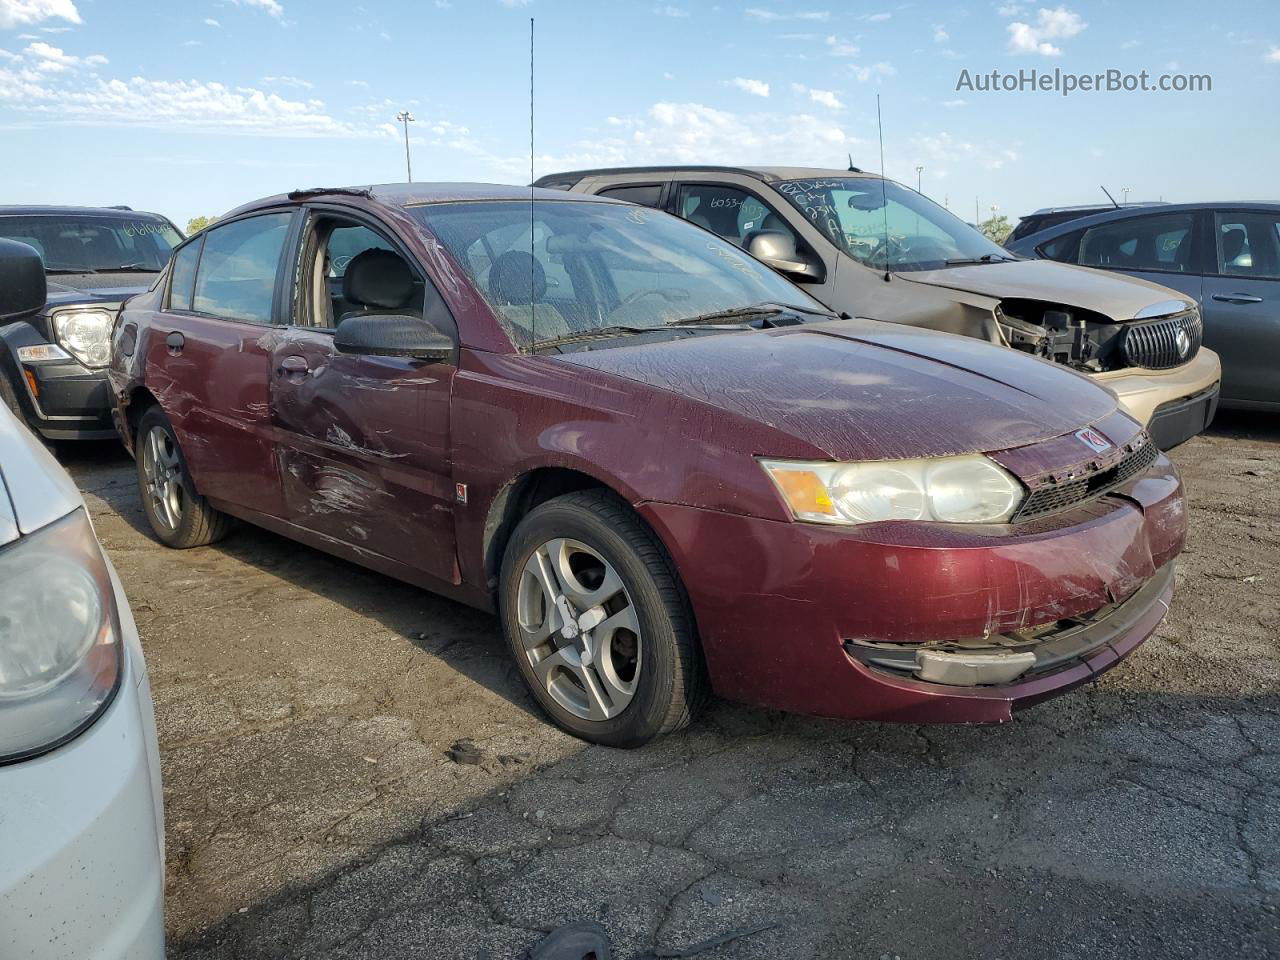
168, 239, 202, 311
0, 214, 180, 273
413, 200, 824, 348
1214, 212, 1280, 280
192, 213, 291, 324
676, 184, 798, 250
1038, 230, 1081, 263
1078, 213, 1195, 272
598, 185, 663, 208
774, 177, 1007, 272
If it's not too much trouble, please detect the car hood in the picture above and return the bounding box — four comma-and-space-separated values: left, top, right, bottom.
45, 272, 155, 309
555, 319, 1119, 462
900, 259, 1193, 321
0, 405, 82, 545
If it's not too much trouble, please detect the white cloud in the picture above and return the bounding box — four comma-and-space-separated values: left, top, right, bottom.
349, 78, 370, 87
0, 64, 387, 138
1120, 39, 1140, 49
996, 3, 1025, 15
864, 11, 891, 22
849, 61, 896, 82
932, 24, 948, 43
498, 0, 531, 6
793, 83, 842, 108
913, 131, 1020, 172
942, 98, 966, 107
203, 18, 220, 27
263, 74, 313, 89
653, 5, 688, 15
745, 8, 830, 22
231, 0, 284, 18
1266, 46, 1280, 63
0, 0, 80, 29
730, 76, 770, 97
1007, 7, 1086, 56
825, 34, 860, 56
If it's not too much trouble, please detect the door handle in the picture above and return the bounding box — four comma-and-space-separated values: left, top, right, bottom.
276, 355, 310, 379
1211, 293, 1263, 304
165, 331, 184, 355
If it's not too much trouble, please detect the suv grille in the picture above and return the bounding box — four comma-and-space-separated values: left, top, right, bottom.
1120, 310, 1202, 370
1012, 440, 1158, 522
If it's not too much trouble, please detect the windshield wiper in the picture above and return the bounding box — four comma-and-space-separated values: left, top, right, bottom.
98, 264, 159, 273
943, 253, 1016, 266
668, 301, 842, 327
44, 266, 97, 274
535, 322, 753, 352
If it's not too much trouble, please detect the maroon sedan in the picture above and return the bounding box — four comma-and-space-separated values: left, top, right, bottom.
109, 184, 1184, 746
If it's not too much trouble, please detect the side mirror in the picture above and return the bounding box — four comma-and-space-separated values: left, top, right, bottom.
746, 231, 826, 283
0, 239, 47, 322
334, 313, 453, 363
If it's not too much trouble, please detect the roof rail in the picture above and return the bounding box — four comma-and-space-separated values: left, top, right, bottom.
107, 205, 133, 210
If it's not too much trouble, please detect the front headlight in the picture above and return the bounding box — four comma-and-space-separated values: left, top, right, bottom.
52, 308, 115, 368
760, 455, 1025, 525
0, 508, 122, 764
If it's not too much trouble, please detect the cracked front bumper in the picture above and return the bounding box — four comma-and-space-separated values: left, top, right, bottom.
639, 452, 1184, 725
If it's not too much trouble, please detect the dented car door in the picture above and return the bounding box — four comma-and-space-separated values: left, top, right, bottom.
268, 215, 459, 585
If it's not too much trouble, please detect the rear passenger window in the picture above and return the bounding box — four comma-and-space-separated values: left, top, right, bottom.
598, 184, 663, 208
1214, 212, 1280, 279
168, 239, 202, 311
192, 213, 292, 324
1037, 230, 1081, 263
1078, 214, 1195, 273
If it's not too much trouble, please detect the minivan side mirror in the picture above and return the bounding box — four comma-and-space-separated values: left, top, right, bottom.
334, 313, 454, 363
0, 239, 48, 322
746, 232, 826, 283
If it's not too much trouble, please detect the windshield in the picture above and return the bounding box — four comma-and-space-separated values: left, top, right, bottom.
411, 200, 825, 349
0, 214, 181, 273
775, 178, 1008, 273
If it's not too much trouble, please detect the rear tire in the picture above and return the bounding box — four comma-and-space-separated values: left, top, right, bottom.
498, 490, 705, 747
135, 406, 231, 548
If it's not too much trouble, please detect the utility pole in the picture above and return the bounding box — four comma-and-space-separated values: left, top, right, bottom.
975, 196, 980, 225
396, 110, 415, 182
915, 165, 924, 193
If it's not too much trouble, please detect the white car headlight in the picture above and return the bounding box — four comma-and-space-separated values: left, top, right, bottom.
52, 308, 114, 368
0, 509, 122, 763
760, 455, 1025, 525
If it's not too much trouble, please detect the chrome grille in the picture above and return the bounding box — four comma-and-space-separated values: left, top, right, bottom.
1012, 441, 1159, 522
1120, 310, 1202, 370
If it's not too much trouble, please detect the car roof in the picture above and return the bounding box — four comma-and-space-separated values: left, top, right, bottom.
224, 182, 616, 219
0, 204, 168, 219
1008, 200, 1280, 251
1021, 202, 1165, 217
534, 165, 883, 186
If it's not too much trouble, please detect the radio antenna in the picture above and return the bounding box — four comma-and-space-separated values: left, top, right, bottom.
529, 16, 536, 351
876, 94, 891, 282
1100, 184, 1120, 209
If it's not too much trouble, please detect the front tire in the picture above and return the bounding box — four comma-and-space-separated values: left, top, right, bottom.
499, 490, 704, 747
135, 406, 231, 548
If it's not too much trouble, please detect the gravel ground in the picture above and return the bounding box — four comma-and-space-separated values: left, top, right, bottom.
62, 410, 1280, 960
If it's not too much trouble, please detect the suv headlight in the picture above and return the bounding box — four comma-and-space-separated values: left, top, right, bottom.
760, 455, 1025, 525
0, 508, 122, 764
52, 308, 115, 368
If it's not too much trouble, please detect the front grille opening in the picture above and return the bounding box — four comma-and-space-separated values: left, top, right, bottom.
1121, 311, 1202, 370
1012, 440, 1158, 522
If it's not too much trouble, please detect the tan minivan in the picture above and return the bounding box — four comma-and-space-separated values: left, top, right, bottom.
536, 165, 1221, 448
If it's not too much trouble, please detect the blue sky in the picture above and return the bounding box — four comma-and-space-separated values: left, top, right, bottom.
2, 0, 1278, 228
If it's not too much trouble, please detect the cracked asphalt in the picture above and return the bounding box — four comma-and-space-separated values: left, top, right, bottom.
60, 411, 1280, 960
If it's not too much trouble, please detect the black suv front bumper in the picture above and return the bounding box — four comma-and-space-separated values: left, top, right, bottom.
4, 353, 115, 440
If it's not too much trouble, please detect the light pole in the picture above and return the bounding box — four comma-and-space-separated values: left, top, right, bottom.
1121, 186, 1130, 204
915, 165, 924, 193
396, 110, 415, 182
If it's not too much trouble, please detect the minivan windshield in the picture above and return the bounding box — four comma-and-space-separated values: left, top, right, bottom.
412, 200, 827, 349
0, 215, 181, 274
775, 178, 1010, 273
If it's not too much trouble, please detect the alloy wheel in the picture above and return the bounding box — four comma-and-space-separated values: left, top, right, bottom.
141, 425, 184, 532
516, 538, 642, 721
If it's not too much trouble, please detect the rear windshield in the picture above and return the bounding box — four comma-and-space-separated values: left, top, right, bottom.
0, 215, 181, 273
412, 199, 823, 349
